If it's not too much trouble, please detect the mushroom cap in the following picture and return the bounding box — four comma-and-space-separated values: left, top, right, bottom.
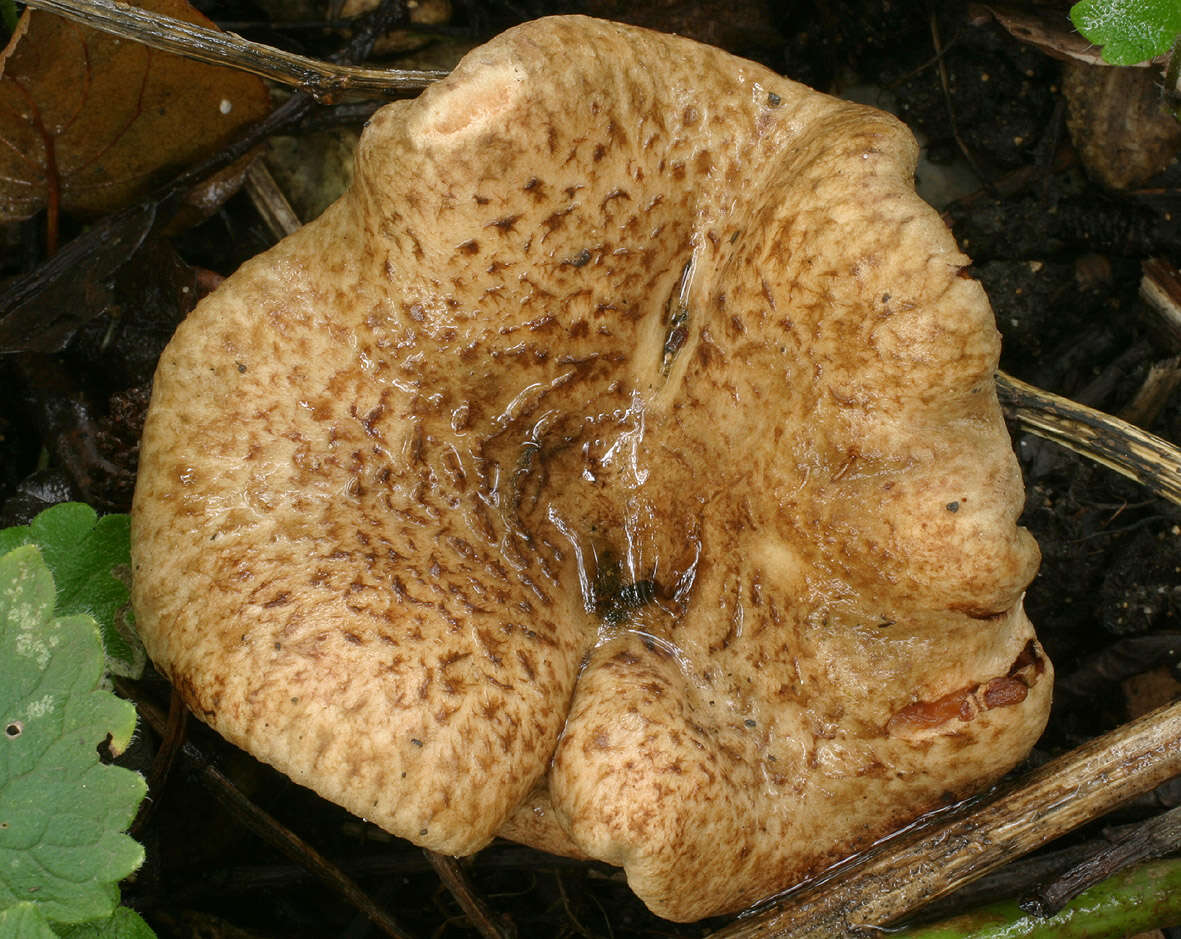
131, 16, 1051, 921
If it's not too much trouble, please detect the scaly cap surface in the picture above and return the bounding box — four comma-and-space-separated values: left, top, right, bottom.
132, 16, 1050, 921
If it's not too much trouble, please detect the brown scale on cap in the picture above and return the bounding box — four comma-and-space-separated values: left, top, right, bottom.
131, 16, 1052, 921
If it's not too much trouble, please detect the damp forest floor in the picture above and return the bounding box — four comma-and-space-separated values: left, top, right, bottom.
1, 1, 1179, 937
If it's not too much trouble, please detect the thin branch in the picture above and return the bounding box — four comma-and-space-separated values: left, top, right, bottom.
1142, 258, 1181, 352
929, 9, 990, 187
21, 0, 446, 99
1023, 804, 1181, 915
118, 680, 416, 939
134, 846, 588, 905
897, 842, 1101, 924
128, 685, 187, 838
426, 851, 517, 939
245, 161, 303, 239
711, 699, 1181, 938
996, 370, 1181, 505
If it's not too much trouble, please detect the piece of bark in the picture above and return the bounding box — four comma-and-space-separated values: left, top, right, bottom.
1062, 60, 1181, 191
1023, 806, 1181, 916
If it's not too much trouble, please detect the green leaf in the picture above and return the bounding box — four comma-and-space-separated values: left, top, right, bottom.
57, 907, 156, 939
0, 0, 18, 37
0, 545, 146, 926
0, 504, 144, 678
889, 857, 1181, 937
0, 902, 59, 939
1070, 0, 1181, 66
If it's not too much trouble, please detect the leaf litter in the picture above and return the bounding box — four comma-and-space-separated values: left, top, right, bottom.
0, 0, 270, 222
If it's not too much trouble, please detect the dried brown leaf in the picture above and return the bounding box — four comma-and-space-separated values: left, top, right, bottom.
0, 0, 270, 221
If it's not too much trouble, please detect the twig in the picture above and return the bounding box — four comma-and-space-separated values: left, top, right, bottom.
128, 685, 188, 838
1142, 258, 1181, 353
1, 0, 434, 351
21, 0, 446, 100
245, 161, 303, 239
333, 0, 408, 66
910, 802, 1181, 924
199, 759, 415, 939
117, 680, 416, 939
1023, 804, 1181, 915
139, 846, 588, 904
896, 842, 1101, 925
554, 869, 597, 939
710, 699, 1181, 938
929, 10, 990, 187
996, 370, 1181, 505
425, 850, 517, 939
1119, 356, 1181, 427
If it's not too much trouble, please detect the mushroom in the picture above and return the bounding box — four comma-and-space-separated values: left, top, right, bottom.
131, 15, 1052, 921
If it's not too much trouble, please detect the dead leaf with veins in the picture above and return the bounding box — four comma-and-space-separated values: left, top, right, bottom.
0, 0, 270, 223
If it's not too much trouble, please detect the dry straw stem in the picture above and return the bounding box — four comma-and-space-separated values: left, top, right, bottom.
1142, 258, 1181, 349
20, 0, 446, 98
996, 370, 1181, 506
714, 699, 1181, 939
244, 161, 302, 240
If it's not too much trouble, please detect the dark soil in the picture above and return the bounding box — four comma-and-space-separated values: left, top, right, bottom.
2, 1, 1179, 936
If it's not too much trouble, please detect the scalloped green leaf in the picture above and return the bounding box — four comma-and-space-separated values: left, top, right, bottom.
1070, 0, 1181, 65
0, 545, 146, 926
57, 906, 156, 938
0, 504, 143, 678
0, 902, 59, 939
